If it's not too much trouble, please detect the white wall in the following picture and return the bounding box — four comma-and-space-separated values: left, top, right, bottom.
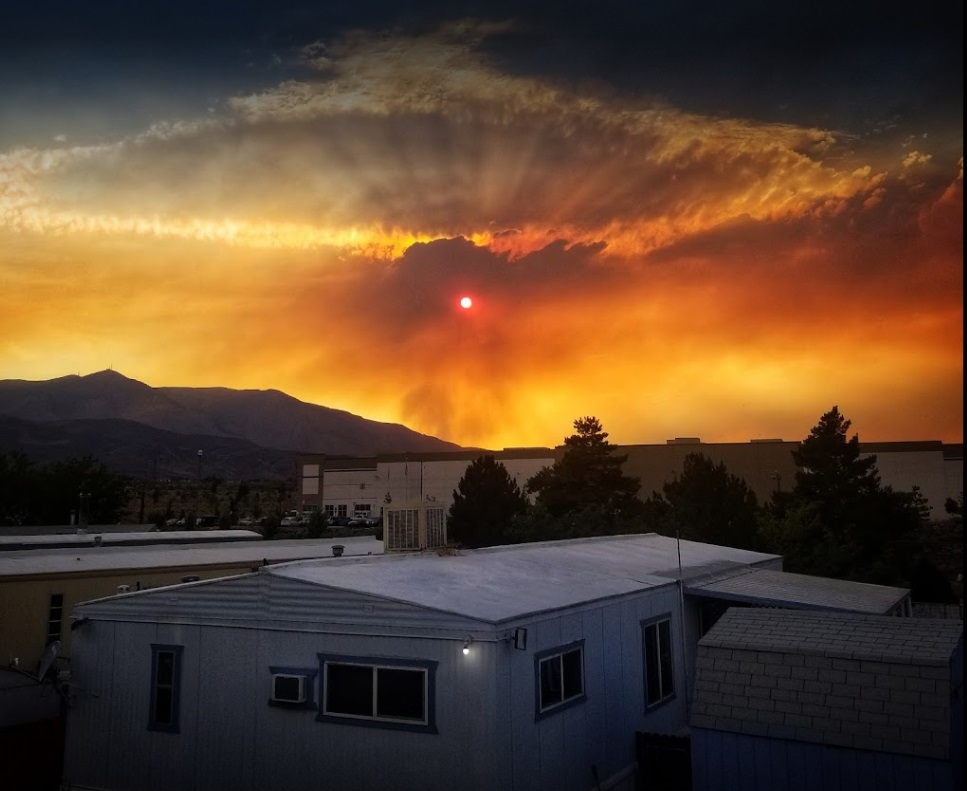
64, 583, 692, 791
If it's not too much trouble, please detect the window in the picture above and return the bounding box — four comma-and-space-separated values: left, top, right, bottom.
46, 593, 64, 645
535, 641, 585, 719
337, 504, 348, 518
318, 654, 437, 733
642, 616, 675, 708
324, 504, 335, 517
148, 644, 183, 732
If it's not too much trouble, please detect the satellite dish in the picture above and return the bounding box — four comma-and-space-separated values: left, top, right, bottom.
38, 640, 60, 681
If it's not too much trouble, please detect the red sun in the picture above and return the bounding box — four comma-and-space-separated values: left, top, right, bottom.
459, 296, 473, 309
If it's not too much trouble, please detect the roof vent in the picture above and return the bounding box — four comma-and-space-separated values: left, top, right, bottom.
93, 535, 103, 547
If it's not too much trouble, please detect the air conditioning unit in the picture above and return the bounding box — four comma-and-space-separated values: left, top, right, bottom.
271, 673, 308, 704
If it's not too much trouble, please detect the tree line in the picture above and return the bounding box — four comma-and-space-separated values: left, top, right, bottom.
447, 410, 961, 603
0, 451, 129, 526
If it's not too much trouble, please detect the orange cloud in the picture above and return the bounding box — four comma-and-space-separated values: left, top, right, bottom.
0, 21, 961, 449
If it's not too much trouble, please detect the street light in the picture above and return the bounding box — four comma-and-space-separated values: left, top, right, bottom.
197, 450, 204, 481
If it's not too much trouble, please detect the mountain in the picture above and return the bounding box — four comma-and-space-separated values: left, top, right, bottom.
0, 414, 297, 480
0, 371, 461, 478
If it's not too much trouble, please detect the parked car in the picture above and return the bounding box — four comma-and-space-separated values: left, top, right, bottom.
280, 516, 301, 527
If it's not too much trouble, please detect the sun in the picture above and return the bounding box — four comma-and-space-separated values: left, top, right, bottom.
459, 296, 473, 309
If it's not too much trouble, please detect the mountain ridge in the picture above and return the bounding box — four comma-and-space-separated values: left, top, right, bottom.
0, 370, 462, 478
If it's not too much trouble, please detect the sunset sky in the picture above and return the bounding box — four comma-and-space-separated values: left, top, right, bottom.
1, 1, 962, 449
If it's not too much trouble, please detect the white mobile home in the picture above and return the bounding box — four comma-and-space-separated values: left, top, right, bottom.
62, 534, 910, 791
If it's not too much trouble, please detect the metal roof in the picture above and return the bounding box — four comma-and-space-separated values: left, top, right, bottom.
268, 534, 781, 623
685, 567, 909, 615
0, 536, 382, 578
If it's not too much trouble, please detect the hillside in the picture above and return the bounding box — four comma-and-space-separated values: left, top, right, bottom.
0, 371, 460, 478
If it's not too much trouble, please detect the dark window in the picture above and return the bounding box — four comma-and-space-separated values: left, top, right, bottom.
46, 593, 64, 645
376, 667, 425, 721
643, 616, 675, 708
148, 644, 183, 732
327, 663, 375, 717
319, 655, 437, 732
536, 642, 585, 717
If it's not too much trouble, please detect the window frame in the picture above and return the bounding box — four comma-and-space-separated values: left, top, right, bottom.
46, 593, 64, 645
534, 640, 586, 720
641, 614, 676, 710
148, 644, 184, 733
317, 654, 438, 733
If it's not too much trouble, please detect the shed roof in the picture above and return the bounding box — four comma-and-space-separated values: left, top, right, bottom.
0, 536, 381, 578
699, 607, 962, 664
685, 566, 908, 615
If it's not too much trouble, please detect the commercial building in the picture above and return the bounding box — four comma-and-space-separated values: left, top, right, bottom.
298, 440, 963, 520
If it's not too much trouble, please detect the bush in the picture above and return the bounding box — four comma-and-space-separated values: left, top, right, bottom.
262, 515, 281, 540
307, 511, 327, 539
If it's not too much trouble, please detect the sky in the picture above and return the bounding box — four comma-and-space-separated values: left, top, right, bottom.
0, 1, 962, 450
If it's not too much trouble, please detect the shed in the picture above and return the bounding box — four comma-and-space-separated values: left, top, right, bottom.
690, 608, 964, 791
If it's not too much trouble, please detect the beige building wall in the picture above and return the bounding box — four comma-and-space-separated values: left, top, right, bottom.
299, 441, 960, 517
621, 440, 800, 504
0, 565, 257, 672
862, 443, 949, 514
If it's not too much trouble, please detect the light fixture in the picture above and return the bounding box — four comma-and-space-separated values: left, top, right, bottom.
462, 636, 473, 655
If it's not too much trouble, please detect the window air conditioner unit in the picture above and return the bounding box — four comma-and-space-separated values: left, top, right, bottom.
271, 673, 308, 704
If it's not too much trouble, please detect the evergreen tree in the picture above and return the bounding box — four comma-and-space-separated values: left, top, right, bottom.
448, 455, 527, 547
791, 406, 880, 525
761, 406, 942, 595
527, 417, 641, 518
660, 453, 759, 549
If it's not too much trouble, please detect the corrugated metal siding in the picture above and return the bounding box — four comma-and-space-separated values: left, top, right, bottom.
77, 572, 491, 635
66, 621, 503, 791
691, 728, 952, 791
65, 579, 697, 791
505, 585, 687, 791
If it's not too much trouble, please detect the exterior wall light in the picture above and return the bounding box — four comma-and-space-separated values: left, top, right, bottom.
462, 636, 473, 655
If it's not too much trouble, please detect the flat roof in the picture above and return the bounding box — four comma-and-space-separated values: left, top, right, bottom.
686, 567, 909, 615
0, 530, 262, 551
269, 534, 780, 623
0, 536, 382, 578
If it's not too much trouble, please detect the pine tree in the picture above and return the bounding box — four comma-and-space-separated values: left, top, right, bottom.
448, 456, 527, 547
661, 453, 759, 549
527, 417, 641, 518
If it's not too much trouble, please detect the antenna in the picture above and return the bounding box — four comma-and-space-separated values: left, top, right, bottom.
38, 640, 60, 681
